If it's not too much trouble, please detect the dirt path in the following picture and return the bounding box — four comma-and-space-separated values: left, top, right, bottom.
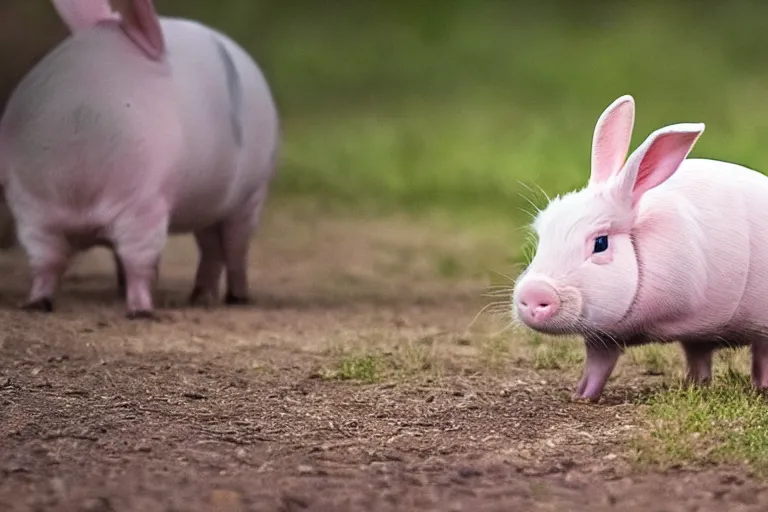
0, 206, 765, 511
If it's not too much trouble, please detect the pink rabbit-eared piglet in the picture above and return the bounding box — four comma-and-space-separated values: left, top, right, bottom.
513, 94, 768, 402
0, 0, 279, 317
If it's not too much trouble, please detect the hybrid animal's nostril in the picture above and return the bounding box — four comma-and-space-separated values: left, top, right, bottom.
515, 279, 559, 324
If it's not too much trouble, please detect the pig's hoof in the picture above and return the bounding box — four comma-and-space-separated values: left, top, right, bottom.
189, 287, 218, 307
225, 293, 251, 306
22, 298, 54, 313
570, 393, 600, 404
126, 310, 158, 321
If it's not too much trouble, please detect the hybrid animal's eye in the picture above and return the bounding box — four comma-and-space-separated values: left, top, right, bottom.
593, 235, 609, 254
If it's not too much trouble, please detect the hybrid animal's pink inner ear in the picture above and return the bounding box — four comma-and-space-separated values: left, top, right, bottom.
50, 0, 165, 61
589, 95, 636, 186
619, 123, 706, 205
119, 0, 166, 61
51, 0, 120, 32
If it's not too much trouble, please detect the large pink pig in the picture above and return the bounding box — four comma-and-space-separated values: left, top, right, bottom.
0, 0, 280, 318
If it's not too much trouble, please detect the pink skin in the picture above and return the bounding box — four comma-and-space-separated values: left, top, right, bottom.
515, 279, 560, 327
0, 1, 279, 318
513, 94, 768, 402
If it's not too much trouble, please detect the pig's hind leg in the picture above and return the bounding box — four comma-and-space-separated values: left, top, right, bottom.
220, 187, 270, 306
114, 251, 127, 297
680, 341, 716, 385
113, 251, 160, 300
16, 223, 73, 312
682, 337, 748, 386
108, 202, 169, 319
189, 224, 225, 306
750, 332, 768, 391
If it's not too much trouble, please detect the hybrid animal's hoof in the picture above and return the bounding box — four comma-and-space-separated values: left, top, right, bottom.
126, 310, 158, 321
117, 278, 126, 298
570, 392, 600, 404
189, 287, 218, 307
22, 298, 54, 313
684, 376, 712, 388
224, 293, 251, 306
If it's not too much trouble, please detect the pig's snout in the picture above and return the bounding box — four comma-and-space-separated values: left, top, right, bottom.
515, 279, 560, 326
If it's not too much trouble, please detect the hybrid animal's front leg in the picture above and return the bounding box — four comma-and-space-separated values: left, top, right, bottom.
680, 342, 714, 386
573, 336, 622, 402
16, 225, 72, 312
189, 224, 225, 306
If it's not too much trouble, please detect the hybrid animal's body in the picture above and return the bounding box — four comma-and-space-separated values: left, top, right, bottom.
0, 0, 279, 317
512, 94, 768, 402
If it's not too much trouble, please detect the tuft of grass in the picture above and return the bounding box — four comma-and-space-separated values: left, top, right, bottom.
387, 337, 445, 382
478, 334, 511, 372
531, 336, 583, 371
634, 367, 768, 475
627, 345, 679, 377
320, 336, 446, 384
321, 354, 383, 383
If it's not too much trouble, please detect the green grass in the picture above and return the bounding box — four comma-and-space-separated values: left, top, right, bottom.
627, 345, 679, 377
9, 0, 768, 254
323, 354, 382, 383
149, 0, 768, 235
320, 337, 445, 384
635, 363, 768, 475
529, 335, 583, 371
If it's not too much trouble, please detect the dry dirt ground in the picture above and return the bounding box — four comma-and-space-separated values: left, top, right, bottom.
0, 204, 766, 512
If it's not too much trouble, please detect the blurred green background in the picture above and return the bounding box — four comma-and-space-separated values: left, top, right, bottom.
3, 0, 768, 226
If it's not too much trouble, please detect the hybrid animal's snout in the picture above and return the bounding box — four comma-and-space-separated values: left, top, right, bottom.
515, 279, 560, 326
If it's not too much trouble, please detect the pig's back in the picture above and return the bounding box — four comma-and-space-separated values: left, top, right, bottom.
640, 158, 768, 336
0, 17, 278, 233
0, 21, 183, 215
158, 18, 279, 231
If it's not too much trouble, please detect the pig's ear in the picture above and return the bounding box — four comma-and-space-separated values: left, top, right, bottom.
51, 0, 165, 61
614, 123, 705, 206
51, 0, 120, 32
589, 95, 635, 186
119, 0, 166, 61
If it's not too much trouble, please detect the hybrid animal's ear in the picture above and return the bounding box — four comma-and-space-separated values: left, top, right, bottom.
51, 0, 120, 32
50, 0, 165, 61
118, 0, 166, 61
615, 123, 705, 206
589, 95, 636, 186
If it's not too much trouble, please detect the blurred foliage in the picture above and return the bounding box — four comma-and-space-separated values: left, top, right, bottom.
3, 0, 768, 222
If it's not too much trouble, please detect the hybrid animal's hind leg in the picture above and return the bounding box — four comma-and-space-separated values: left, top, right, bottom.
114, 251, 160, 300
221, 188, 268, 306
189, 224, 225, 306
109, 203, 169, 319
16, 225, 72, 312
114, 251, 126, 297
680, 342, 715, 386
750, 336, 768, 391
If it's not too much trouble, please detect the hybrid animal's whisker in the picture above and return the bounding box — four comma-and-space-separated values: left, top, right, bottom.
489, 269, 518, 283
531, 182, 552, 205
484, 284, 515, 291
517, 206, 537, 222
516, 180, 549, 211
478, 319, 518, 339
516, 193, 541, 218
482, 290, 514, 299
466, 300, 514, 332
